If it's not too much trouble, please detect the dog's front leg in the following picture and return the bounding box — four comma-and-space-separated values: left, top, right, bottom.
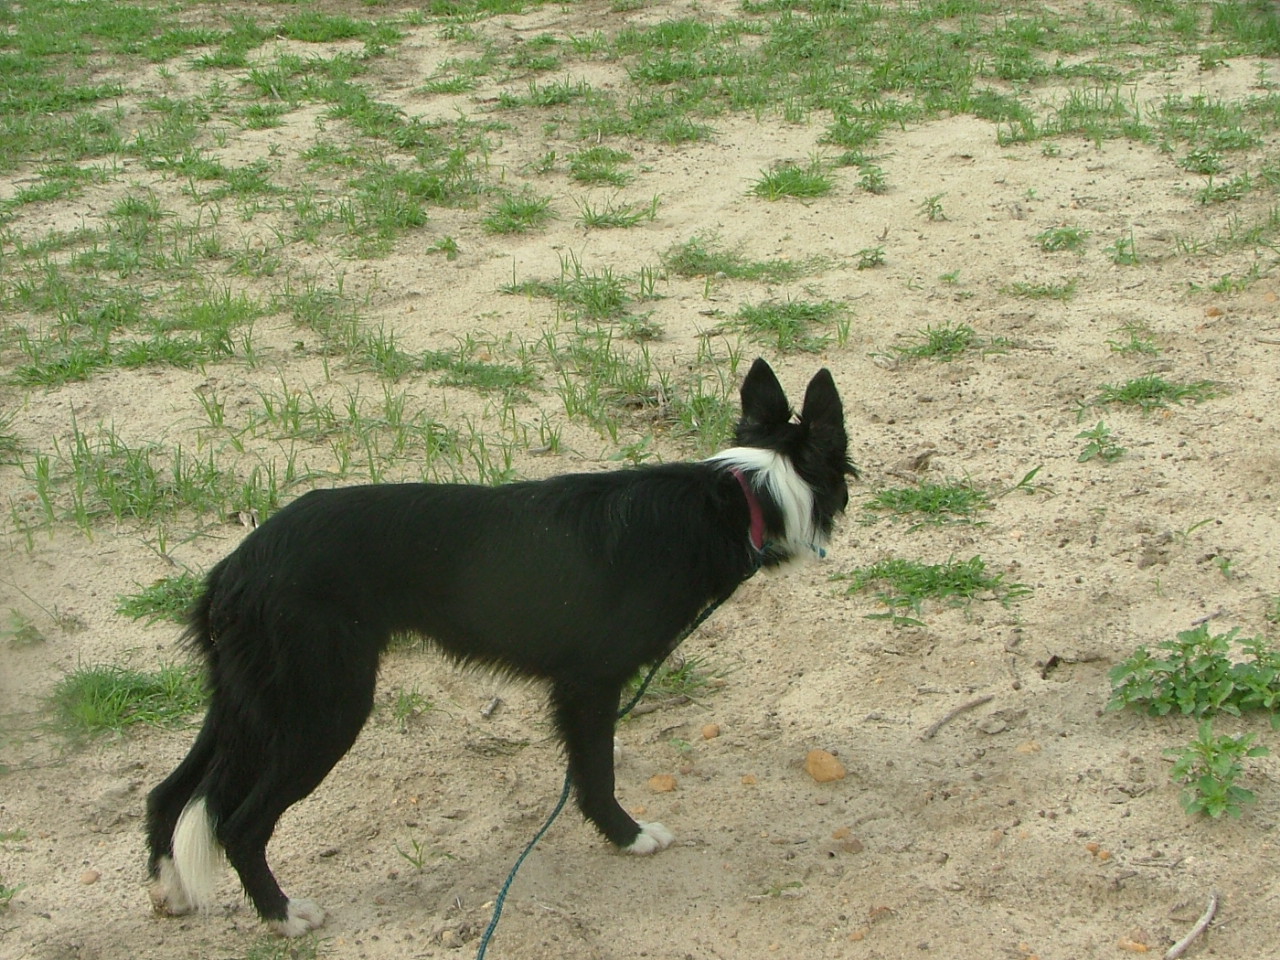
550, 681, 674, 855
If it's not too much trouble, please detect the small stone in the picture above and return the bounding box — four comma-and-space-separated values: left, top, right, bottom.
648, 773, 677, 793
80, 869, 100, 885
741, 774, 758, 785
832, 826, 851, 840
1015, 740, 1042, 754
701, 723, 721, 740
805, 749, 847, 783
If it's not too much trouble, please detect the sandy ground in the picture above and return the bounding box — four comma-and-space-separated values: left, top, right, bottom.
3, 2, 1280, 958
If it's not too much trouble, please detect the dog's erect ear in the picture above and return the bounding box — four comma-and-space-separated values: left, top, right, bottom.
800, 368, 844, 433
740, 357, 791, 427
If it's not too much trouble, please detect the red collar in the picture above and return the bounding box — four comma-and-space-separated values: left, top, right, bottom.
731, 468, 766, 552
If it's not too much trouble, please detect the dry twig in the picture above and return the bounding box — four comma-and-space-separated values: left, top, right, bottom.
1164, 891, 1219, 960
920, 694, 994, 740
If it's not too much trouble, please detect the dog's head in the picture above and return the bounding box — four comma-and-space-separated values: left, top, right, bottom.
716, 357, 855, 560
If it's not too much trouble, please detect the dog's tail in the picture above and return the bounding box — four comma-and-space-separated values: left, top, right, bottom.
171, 561, 226, 909
179, 557, 226, 660
170, 797, 224, 911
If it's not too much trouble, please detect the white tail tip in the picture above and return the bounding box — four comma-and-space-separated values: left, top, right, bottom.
170, 797, 223, 912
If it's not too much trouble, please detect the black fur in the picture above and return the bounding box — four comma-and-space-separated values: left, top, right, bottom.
145, 357, 853, 933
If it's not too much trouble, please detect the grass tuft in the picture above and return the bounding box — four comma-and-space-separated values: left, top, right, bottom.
53, 663, 206, 736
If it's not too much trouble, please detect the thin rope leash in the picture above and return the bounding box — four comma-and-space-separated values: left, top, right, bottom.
473, 573, 758, 960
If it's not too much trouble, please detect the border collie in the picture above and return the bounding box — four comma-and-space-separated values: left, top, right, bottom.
146, 357, 854, 936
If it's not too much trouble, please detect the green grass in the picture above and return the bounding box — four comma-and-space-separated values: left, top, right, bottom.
569, 146, 634, 185
837, 556, 1032, 628
864, 481, 993, 528
421, 341, 537, 396
1095, 375, 1222, 411
575, 194, 659, 229
624, 653, 723, 707
662, 234, 812, 283
52, 663, 206, 736
504, 253, 632, 323
1035, 225, 1089, 252
1106, 322, 1159, 356
1002, 278, 1078, 301
483, 188, 556, 233
751, 159, 834, 200
726, 299, 844, 352
390, 686, 433, 730
883, 322, 986, 362
116, 573, 204, 625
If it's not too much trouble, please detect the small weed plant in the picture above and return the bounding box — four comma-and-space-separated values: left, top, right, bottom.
1167, 720, 1268, 819
0, 877, 22, 910
1108, 625, 1280, 718
1110, 624, 1280, 818
1076, 421, 1126, 463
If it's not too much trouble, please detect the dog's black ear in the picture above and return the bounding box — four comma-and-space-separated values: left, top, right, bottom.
740, 357, 791, 427
800, 368, 844, 432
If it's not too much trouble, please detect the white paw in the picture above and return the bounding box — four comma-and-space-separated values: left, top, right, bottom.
149, 857, 193, 916
624, 821, 675, 855
269, 898, 326, 937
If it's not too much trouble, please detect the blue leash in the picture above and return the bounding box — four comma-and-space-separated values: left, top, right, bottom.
473, 585, 750, 960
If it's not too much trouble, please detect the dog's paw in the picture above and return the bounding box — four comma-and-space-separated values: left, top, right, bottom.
269, 898, 326, 937
149, 857, 194, 916
623, 821, 675, 855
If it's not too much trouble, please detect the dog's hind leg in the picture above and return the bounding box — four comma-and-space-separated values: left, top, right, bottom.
211, 662, 379, 936
146, 721, 217, 915
550, 680, 675, 855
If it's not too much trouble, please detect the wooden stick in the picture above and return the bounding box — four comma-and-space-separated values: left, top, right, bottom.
1165, 891, 1219, 960
920, 694, 994, 740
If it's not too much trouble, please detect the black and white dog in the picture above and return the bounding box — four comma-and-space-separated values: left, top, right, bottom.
146, 357, 854, 935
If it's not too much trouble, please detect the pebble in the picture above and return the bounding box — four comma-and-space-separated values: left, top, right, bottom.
80, 869, 100, 885
701, 723, 721, 740
804, 749, 847, 783
648, 773, 678, 793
